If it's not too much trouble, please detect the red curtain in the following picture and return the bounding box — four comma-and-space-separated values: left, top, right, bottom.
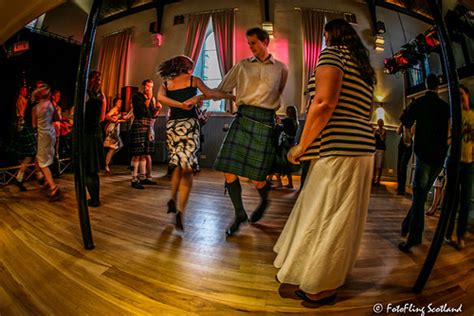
211, 9, 234, 112
97, 28, 132, 108
301, 9, 325, 109
184, 13, 211, 61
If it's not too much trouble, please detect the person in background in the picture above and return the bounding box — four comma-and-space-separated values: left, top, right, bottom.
51, 90, 62, 177
32, 84, 60, 201
298, 77, 316, 192
158, 55, 234, 231
129, 79, 161, 189
84, 71, 107, 207
14, 86, 36, 191
145, 118, 157, 181
396, 121, 413, 195
16, 86, 28, 126
445, 84, 473, 250
399, 74, 450, 252
214, 27, 288, 236
425, 151, 450, 217
104, 97, 131, 173
373, 118, 386, 185
195, 105, 211, 172
274, 105, 299, 188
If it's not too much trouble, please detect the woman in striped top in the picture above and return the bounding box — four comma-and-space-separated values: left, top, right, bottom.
274, 19, 376, 304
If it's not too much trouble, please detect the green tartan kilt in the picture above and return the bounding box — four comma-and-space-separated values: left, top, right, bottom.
15, 126, 37, 159
214, 105, 276, 181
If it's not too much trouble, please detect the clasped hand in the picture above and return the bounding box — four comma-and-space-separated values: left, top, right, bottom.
287, 144, 305, 165
182, 95, 200, 110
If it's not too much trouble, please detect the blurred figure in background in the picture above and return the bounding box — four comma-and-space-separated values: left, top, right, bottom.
445, 84, 473, 250
32, 84, 60, 201
84, 71, 107, 207
274, 105, 299, 188
396, 122, 413, 195
373, 118, 386, 185
51, 90, 62, 177
14, 86, 36, 191
104, 97, 131, 173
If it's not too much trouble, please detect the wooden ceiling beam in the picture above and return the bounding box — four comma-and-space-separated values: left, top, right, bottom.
366, 0, 378, 35
375, 0, 434, 24
99, 0, 179, 26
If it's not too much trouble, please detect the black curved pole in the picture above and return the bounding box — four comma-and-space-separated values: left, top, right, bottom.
413, 1, 462, 293
72, 0, 103, 250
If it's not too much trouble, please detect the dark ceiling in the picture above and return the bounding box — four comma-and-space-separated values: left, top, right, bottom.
98, 0, 473, 26
98, 0, 433, 24
100, 0, 152, 18
383, 0, 432, 19
99, 0, 182, 24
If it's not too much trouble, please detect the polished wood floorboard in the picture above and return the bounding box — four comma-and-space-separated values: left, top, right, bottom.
0, 165, 473, 315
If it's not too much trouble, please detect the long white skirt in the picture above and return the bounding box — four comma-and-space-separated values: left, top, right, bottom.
274, 155, 373, 294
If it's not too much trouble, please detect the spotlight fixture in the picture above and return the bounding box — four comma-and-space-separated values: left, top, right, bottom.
424, 28, 440, 51
384, 57, 399, 74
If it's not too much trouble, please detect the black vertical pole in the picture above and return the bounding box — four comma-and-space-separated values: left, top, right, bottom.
413, 1, 462, 293
73, 0, 103, 250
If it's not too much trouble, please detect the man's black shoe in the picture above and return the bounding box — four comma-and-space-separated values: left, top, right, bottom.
131, 181, 145, 189
140, 178, 157, 185
398, 240, 421, 252
87, 199, 101, 207
226, 213, 248, 236
250, 200, 268, 223
15, 180, 27, 192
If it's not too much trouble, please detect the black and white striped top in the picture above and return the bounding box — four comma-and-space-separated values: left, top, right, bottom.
301, 46, 375, 160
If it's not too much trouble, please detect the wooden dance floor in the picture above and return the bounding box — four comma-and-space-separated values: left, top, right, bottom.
1, 165, 473, 314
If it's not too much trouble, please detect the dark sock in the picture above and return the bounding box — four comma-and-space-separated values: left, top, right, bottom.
250, 182, 270, 223
258, 182, 270, 200
225, 179, 246, 219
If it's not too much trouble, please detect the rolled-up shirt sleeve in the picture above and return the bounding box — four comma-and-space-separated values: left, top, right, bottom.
217, 63, 240, 93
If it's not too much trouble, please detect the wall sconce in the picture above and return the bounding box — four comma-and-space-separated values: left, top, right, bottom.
374, 20, 385, 51
375, 34, 384, 51
375, 102, 385, 121
151, 33, 162, 47
262, 21, 274, 39
376, 21, 386, 34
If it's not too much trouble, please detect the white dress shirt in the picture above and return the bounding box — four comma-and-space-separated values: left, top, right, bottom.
218, 55, 288, 110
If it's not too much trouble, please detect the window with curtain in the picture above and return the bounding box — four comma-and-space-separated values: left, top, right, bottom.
193, 18, 225, 112
406, 57, 431, 95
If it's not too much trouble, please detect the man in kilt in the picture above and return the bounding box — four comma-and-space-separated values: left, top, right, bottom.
214, 27, 288, 236
14, 86, 37, 191
129, 79, 162, 189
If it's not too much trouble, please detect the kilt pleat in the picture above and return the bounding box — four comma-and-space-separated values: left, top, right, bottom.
214, 105, 276, 181
15, 126, 37, 159
129, 118, 155, 156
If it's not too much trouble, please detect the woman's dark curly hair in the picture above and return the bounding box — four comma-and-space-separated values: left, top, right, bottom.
112, 96, 122, 107
158, 55, 194, 80
325, 19, 376, 86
